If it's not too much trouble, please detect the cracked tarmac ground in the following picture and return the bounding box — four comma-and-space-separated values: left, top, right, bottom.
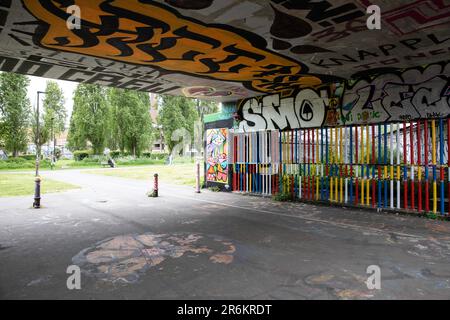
1, 170, 450, 299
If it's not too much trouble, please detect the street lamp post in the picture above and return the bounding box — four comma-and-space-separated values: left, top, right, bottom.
33, 91, 46, 209
50, 116, 54, 170
53, 118, 56, 165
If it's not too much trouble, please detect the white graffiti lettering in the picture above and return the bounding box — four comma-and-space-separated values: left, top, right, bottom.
238, 89, 328, 131
237, 61, 449, 129
342, 62, 450, 124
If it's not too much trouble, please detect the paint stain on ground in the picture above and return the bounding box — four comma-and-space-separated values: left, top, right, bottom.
335, 289, 374, 299
210, 254, 234, 264
405, 238, 450, 260
27, 275, 52, 286
182, 219, 200, 225
72, 233, 235, 283
415, 244, 428, 250
304, 271, 376, 300
425, 221, 450, 234
308, 274, 335, 284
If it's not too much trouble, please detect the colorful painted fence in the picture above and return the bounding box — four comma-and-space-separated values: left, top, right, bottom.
229, 119, 450, 216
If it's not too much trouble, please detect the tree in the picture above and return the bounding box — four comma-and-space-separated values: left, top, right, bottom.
196, 99, 219, 120
181, 97, 199, 144
0, 72, 31, 157
158, 95, 198, 153
108, 88, 153, 156
0, 123, 4, 149
0, 109, 5, 149
66, 101, 86, 151
43, 81, 66, 147
31, 108, 50, 152
67, 84, 109, 154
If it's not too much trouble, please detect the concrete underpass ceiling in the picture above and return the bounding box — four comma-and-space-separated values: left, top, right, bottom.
0, 0, 448, 102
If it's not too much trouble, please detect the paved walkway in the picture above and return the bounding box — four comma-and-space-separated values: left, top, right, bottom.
1, 169, 450, 299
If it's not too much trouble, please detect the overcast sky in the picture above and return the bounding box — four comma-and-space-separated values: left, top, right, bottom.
27, 75, 78, 126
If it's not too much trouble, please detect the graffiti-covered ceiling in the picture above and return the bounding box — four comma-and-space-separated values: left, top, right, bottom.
0, 0, 448, 101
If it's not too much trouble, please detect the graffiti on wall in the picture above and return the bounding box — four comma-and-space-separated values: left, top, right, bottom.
342, 61, 450, 123
237, 87, 332, 131
0, 0, 10, 36
237, 61, 450, 130
206, 128, 228, 183
0, 54, 180, 93
361, 0, 450, 36
22, 0, 323, 95
182, 86, 248, 98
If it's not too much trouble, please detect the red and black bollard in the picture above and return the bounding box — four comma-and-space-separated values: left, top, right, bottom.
153, 173, 158, 197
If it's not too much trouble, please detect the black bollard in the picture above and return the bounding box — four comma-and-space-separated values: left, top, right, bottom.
33, 176, 41, 208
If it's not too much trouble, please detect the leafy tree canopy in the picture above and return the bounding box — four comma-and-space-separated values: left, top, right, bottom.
43, 80, 67, 141
0, 72, 31, 156
108, 88, 154, 156
67, 83, 109, 154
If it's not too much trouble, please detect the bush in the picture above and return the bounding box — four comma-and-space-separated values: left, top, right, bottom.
0, 157, 52, 170
109, 151, 168, 160
81, 157, 101, 164
110, 150, 121, 158
5, 157, 27, 163
138, 152, 168, 160
0, 154, 169, 170
40, 159, 52, 168
273, 193, 293, 202
73, 150, 92, 161
110, 150, 132, 158
18, 154, 36, 161
151, 153, 169, 160
0, 159, 33, 169
115, 157, 164, 166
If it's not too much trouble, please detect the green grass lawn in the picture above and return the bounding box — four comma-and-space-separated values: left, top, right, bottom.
0, 174, 80, 197
87, 163, 203, 186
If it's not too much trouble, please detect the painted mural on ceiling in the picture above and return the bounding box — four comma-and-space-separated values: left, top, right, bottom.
0, 0, 448, 102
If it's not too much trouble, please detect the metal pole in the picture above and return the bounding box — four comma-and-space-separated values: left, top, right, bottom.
51, 117, 54, 170
195, 161, 201, 193
33, 92, 41, 208
35, 93, 40, 177
53, 117, 55, 162
34, 91, 46, 209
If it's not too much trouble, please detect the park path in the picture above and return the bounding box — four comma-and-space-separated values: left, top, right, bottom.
0, 168, 450, 299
